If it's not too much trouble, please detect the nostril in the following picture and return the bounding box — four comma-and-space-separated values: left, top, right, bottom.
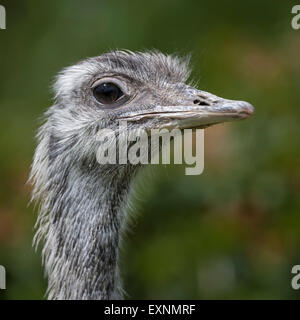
199, 101, 209, 106
193, 99, 210, 106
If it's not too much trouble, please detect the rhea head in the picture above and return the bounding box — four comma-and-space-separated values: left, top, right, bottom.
31, 50, 254, 300
51, 50, 254, 157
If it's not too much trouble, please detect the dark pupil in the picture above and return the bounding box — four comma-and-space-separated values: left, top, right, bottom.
93, 83, 123, 104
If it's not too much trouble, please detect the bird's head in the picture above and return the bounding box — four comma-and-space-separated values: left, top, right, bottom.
46, 50, 254, 169
31, 50, 254, 300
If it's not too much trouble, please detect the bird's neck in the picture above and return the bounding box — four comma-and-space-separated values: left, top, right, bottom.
39, 160, 137, 300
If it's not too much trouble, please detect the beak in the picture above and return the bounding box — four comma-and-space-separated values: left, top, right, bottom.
119, 89, 254, 129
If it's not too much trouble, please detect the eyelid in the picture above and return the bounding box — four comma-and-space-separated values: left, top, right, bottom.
91, 77, 129, 96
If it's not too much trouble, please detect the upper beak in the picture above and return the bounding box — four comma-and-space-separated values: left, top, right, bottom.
119, 89, 254, 129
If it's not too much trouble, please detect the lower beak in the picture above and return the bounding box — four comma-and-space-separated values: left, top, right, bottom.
119, 89, 254, 129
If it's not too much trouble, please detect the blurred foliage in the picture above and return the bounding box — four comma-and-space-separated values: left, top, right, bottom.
0, 0, 300, 299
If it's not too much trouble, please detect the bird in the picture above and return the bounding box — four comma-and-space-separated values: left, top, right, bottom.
29, 50, 254, 300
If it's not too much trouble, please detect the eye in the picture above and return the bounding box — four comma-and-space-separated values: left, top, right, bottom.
93, 82, 124, 104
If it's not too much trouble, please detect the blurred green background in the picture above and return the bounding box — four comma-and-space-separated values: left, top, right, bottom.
0, 0, 300, 299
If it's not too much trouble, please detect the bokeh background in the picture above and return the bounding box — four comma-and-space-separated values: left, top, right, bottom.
0, 0, 299, 299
